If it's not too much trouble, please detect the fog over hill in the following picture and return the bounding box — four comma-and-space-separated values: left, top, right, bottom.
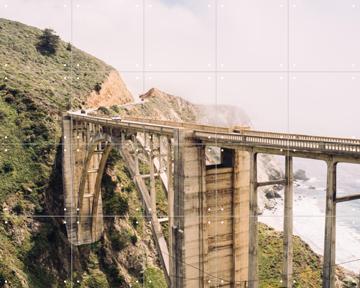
196, 104, 251, 127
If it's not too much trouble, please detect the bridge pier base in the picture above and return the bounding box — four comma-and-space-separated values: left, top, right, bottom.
282, 156, 294, 288
173, 129, 205, 288
323, 160, 337, 288
173, 132, 251, 288
248, 152, 258, 288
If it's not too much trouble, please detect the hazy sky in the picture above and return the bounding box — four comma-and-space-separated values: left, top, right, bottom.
1, 0, 360, 137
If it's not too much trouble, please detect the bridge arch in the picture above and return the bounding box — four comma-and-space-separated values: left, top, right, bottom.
77, 132, 113, 242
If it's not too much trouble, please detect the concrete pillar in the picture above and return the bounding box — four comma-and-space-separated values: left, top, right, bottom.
248, 152, 258, 288
159, 135, 163, 172
121, 131, 125, 146
62, 116, 77, 244
323, 161, 337, 288
167, 137, 175, 286
91, 143, 112, 240
233, 150, 250, 287
282, 156, 293, 287
149, 134, 157, 215
173, 129, 205, 288
133, 135, 140, 176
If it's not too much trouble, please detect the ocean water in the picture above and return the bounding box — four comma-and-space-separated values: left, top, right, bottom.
260, 158, 360, 273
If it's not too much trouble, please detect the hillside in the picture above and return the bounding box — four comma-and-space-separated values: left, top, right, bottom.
0, 18, 144, 288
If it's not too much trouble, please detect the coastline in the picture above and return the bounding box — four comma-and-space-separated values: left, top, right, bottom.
259, 181, 360, 273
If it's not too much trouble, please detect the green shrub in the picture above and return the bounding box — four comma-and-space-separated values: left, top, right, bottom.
98, 106, 110, 115
94, 83, 102, 94
109, 229, 130, 251
98, 247, 126, 287
0, 273, 5, 286
36, 28, 60, 55
2, 162, 14, 173
143, 267, 167, 288
66, 42, 72, 51
131, 217, 139, 228
81, 271, 108, 288
105, 193, 129, 216
13, 201, 25, 215
4, 94, 15, 104
107, 150, 122, 168
110, 105, 120, 113
0, 110, 6, 120
130, 234, 138, 245
107, 266, 125, 286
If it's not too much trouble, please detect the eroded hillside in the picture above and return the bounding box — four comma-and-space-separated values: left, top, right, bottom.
0, 18, 140, 287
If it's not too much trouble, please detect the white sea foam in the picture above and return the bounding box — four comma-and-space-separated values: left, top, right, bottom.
259, 187, 360, 273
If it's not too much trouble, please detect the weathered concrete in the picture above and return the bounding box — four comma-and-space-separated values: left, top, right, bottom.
233, 150, 250, 287
63, 112, 360, 288
323, 161, 337, 288
172, 138, 251, 288
173, 129, 205, 288
282, 156, 294, 287
248, 152, 258, 288
62, 116, 111, 245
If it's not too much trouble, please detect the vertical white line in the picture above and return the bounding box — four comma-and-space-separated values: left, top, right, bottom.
142, 2, 146, 287
214, 0, 219, 285
287, 0, 290, 136
70, 0, 74, 286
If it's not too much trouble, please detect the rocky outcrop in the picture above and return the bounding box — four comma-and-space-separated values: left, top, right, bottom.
294, 169, 309, 181
86, 71, 133, 108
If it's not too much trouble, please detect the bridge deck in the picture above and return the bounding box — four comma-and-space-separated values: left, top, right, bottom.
68, 112, 360, 162
64, 112, 360, 288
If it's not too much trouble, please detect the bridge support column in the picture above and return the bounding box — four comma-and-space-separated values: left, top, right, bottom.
62, 116, 111, 245
233, 150, 250, 287
248, 152, 258, 288
323, 160, 337, 288
133, 135, 140, 176
149, 134, 157, 216
167, 137, 175, 286
282, 156, 293, 287
173, 129, 206, 288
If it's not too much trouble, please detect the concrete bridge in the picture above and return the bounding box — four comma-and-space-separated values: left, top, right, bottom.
62, 112, 360, 288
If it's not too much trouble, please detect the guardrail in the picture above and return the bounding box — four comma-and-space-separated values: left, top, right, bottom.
69, 113, 176, 136
122, 116, 234, 133
68, 113, 360, 156
242, 130, 360, 145
194, 131, 360, 155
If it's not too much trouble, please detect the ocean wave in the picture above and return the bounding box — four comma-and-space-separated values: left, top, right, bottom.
307, 177, 318, 183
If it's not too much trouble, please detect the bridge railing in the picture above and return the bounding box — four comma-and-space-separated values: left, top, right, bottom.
194, 131, 360, 155
69, 113, 360, 155
69, 113, 176, 136
242, 130, 360, 145
122, 116, 235, 133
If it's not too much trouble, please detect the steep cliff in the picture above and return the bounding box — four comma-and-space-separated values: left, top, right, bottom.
0, 18, 137, 287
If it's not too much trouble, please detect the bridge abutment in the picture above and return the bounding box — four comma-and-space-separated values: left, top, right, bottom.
62, 116, 114, 245
173, 130, 251, 288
